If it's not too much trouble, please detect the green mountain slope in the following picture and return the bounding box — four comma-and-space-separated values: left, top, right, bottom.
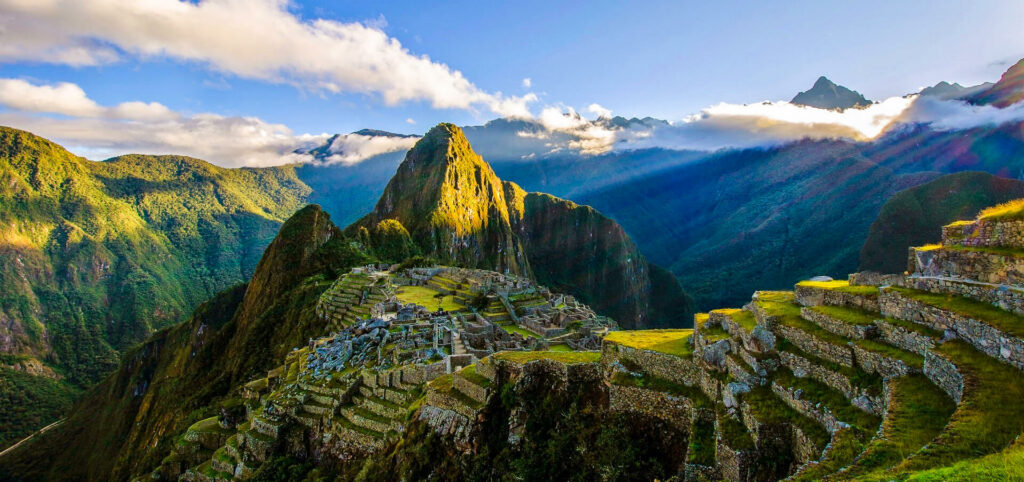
0, 205, 367, 481
859, 171, 1024, 273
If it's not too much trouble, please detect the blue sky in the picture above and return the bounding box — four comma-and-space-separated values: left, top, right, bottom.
0, 0, 1022, 165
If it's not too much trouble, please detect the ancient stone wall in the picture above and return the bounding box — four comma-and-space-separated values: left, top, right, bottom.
942, 219, 1024, 249
923, 350, 964, 403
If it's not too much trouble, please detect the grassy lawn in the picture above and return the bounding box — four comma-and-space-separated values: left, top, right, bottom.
548, 343, 571, 352
493, 350, 601, 364
604, 329, 694, 358
844, 374, 956, 478
891, 286, 1024, 338
500, 324, 540, 338
888, 340, 1024, 476
797, 279, 880, 297
396, 285, 463, 311
810, 305, 878, 326
790, 428, 864, 481
712, 308, 758, 332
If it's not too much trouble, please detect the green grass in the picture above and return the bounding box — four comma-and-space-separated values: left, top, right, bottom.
797, 280, 880, 298
548, 343, 572, 352
810, 305, 879, 326
978, 198, 1024, 221
843, 375, 956, 478
891, 286, 1024, 338
730, 309, 758, 332
700, 325, 731, 342
717, 409, 755, 451
880, 317, 943, 340
854, 338, 925, 370
743, 385, 831, 449
688, 417, 716, 466
774, 368, 882, 435
493, 350, 601, 364
333, 415, 384, 438
604, 329, 694, 358
458, 365, 492, 388
500, 324, 540, 339
395, 285, 464, 311
790, 428, 863, 481
187, 416, 232, 434
609, 372, 712, 409
889, 340, 1024, 475
903, 440, 1024, 481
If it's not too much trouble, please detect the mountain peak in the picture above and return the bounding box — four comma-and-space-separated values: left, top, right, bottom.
967, 58, 1024, 107
791, 76, 871, 110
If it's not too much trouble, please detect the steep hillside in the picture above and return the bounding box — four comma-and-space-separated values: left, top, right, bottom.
859, 171, 1024, 273
967, 58, 1024, 107
350, 123, 691, 328
0, 205, 368, 481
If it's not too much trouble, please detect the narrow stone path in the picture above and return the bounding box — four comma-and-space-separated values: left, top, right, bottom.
0, 418, 64, 458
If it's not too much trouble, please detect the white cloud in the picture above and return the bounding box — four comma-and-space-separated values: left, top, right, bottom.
522, 78, 532, 88
0, 78, 416, 167
0, 0, 535, 117
895, 95, 1024, 131
405, 118, 416, 125
587, 103, 612, 119
321, 134, 419, 165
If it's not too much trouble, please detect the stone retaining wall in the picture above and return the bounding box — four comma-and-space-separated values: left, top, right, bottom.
795, 285, 880, 312
716, 436, 755, 482
780, 351, 853, 400
771, 382, 842, 434
850, 344, 915, 379
800, 307, 877, 340
942, 219, 1024, 249
875, 319, 936, 356
608, 384, 693, 430
905, 275, 1024, 317
601, 341, 701, 386
881, 289, 1024, 370
776, 324, 854, 367
923, 350, 964, 403
454, 373, 489, 404
850, 271, 904, 287
910, 246, 1024, 286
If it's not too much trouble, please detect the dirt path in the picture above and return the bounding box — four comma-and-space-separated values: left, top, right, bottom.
0, 418, 64, 458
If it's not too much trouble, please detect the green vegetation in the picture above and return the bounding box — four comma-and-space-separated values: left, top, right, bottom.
774, 368, 882, 434
881, 316, 944, 339
700, 324, 731, 342
0, 368, 80, 450
547, 343, 571, 352
395, 285, 463, 311
902, 440, 1024, 481
688, 418, 716, 465
891, 286, 1024, 338
860, 172, 1024, 273
458, 365, 491, 388
844, 375, 956, 478
603, 329, 694, 357
979, 197, 1024, 221
791, 428, 864, 481
493, 350, 601, 364
811, 305, 878, 326
776, 339, 883, 395
499, 325, 540, 339
743, 385, 831, 449
797, 279, 880, 297
717, 308, 758, 332
717, 410, 755, 451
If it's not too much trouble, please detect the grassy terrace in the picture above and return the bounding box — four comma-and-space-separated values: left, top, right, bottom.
700, 325, 731, 342
548, 343, 571, 352
500, 324, 540, 339
395, 285, 463, 311
902, 439, 1024, 481
610, 371, 712, 409
941, 243, 1024, 259
843, 375, 956, 479
763, 295, 923, 369
810, 305, 878, 326
792, 428, 863, 481
603, 329, 694, 358
333, 414, 384, 438
695, 312, 710, 328
493, 350, 601, 364
881, 316, 944, 340
887, 340, 1024, 476
774, 367, 882, 434
717, 407, 755, 451
713, 308, 758, 332
890, 286, 1024, 338
458, 365, 492, 388
743, 385, 831, 449
187, 416, 233, 435
979, 198, 1024, 221
797, 279, 880, 298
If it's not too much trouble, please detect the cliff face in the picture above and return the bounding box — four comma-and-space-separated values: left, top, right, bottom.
353, 123, 691, 328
